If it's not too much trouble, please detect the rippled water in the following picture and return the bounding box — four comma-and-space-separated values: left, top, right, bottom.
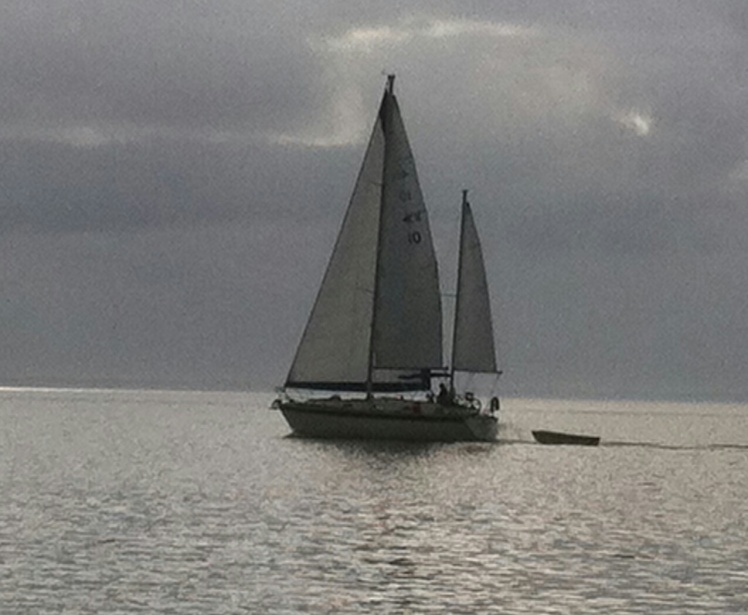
1, 388, 747, 613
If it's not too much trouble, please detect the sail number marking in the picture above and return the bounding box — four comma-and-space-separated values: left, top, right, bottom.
403, 209, 425, 245
403, 210, 424, 223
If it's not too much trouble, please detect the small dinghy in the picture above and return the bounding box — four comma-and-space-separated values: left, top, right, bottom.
532, 430, 600, 446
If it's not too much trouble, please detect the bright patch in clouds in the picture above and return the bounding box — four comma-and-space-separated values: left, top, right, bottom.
0, 124, 135, 148
617, 110, 653, 136
57, 126, 119, 148
278, 16, 542, 148
265, 87, 367, 148
323, 17, 537, 53
0, 123, 266, 148
727, 160, 748, 192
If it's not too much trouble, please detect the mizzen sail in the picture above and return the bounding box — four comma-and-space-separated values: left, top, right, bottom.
452, 192, 497, 373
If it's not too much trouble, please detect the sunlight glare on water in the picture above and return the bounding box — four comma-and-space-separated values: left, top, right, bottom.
1, 389, 747, 613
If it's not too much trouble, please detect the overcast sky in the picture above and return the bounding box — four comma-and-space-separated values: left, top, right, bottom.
3, 1, 748, 401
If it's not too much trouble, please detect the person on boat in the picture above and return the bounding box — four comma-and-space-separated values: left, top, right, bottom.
437, 383, 454, 405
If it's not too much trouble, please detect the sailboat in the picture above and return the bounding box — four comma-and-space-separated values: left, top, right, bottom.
273, 76, 501, 442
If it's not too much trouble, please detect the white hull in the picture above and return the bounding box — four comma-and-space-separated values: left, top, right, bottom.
277, 398, 498, 442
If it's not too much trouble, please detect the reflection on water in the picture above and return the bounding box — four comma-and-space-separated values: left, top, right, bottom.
1, 390, 747, 613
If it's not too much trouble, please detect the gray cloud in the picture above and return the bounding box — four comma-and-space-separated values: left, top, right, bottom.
2, 1, 748, 400
0, 138, 358, 233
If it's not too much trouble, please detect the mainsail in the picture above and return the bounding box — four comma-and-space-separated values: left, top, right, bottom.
451, 191, 497, 374
373, 80, 443, 372
286, 77, 442, 392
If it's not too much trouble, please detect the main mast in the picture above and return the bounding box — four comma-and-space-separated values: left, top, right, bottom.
365, 74, 396, 398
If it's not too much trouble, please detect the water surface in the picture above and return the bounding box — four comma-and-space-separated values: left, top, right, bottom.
1, 389, 747, 613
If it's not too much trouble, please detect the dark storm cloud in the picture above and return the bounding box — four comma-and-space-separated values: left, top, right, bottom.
0, 1, 340, 233
0, 136, 357, 233
0, 223, 322, 389
3, 1, 748, 399
454, 1, 748, 258
3, 0, 744, 240
0, 1, 321, 130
